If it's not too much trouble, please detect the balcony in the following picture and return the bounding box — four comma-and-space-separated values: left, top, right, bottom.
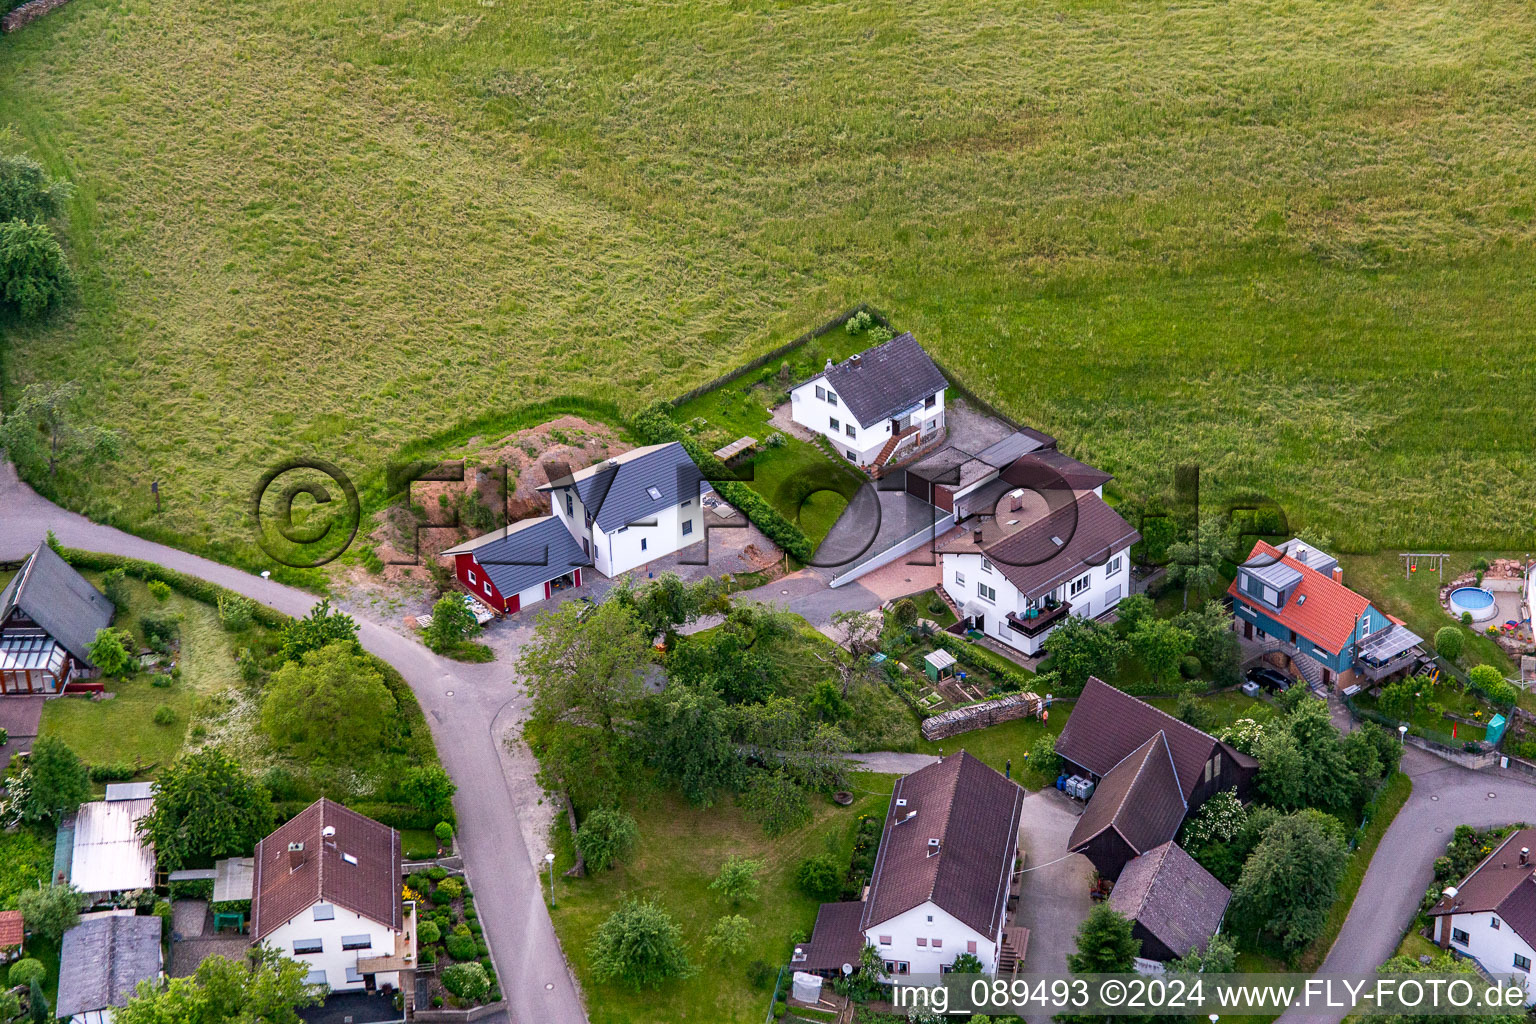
1006, 601, 1071, 638
1357, 649, 1426, 682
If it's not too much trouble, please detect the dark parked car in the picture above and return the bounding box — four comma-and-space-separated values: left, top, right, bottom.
1245, 666, 1292, 693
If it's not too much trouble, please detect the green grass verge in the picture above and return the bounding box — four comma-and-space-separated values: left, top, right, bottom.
1298, 771, 1413, 971
546, 775, 896, 1024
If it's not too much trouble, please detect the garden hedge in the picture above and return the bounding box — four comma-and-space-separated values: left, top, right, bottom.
61, 548, 291, 629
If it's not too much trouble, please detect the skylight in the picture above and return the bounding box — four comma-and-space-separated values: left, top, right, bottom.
646, 486, 662, 500
341, 853, 358, 865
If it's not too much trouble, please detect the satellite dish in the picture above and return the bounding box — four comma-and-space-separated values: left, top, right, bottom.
841, 963, 853, 976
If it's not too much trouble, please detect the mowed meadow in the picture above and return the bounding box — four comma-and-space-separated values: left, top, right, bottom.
2, 0, 1535, 559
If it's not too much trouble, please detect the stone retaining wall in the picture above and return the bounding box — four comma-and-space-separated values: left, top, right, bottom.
412, 1000, 507, 1023
2, 0, 72, 33
920, 691, 1042, 741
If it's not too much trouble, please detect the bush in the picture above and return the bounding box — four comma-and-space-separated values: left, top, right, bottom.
1434, 626, 1465, 662
441, 962, 490, 1001
794, 854, 844, 901
102, 568, 129, 612
746, 959, 775, 990
7, 959, 45, 989
0, 219, 72, 319
87, 627, 136, 679
435, 821, 455, 843
146, 580, 172, 602
1468, 664, 1517, 706
445, 932, 479, 962
428, 866, 448, 881
152, 705, 176, 726
217, 593, 255, 632
436, 876, 463, 901
1179, 655, 1202, 679
1027, 732, 1061, 778
575, 808, 639, 873
892, 598, 918, 629
417, 920, 441, 945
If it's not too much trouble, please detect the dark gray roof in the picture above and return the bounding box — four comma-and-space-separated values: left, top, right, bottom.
1067, 732, 1187, 857
1109, 841, 1231, 960
1000, 448, 1113, 492
1242, 557, 1303, 592
57, 914, 163, 1017
0, 543, 114, 666
820, 332, 947, 428
983, 492, 1141, 602
975, 429, 1056, 468
536, 442, 709, 534
442, 515, 588, 597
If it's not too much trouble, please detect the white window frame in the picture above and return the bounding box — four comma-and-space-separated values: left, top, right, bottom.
981, 558, 993, 574
977, 582, 996, 603
1106, 556, 1122, 576
955, 572, 965, 587
484, 581, 493, 597
1070, 573, 1091, 597
467, 569, 477, 586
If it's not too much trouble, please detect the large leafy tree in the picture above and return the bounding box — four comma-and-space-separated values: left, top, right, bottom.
424, 594, 479, 653
0, 221, 72, 319
137, 749, 274, 870
262, 642, 396, 760
1175, 601, 1242, 685
1254, 696, 1369, 815
1128, 618, 1191, 686
574, 808, 639, 874
1066, 904, 1140, 973
1229, 809, 1348, 953
644, 684, 740, 807
17, 736, 90, 825
18, 883, 85, 945
1373, 952, 1524, 1024
587, 898, 695, 990
117, 947, 320, 1024
0, 381, 119, 480
607, 572, 725, 646
667, 628, 778, 704
1041, 616, 1126, 692
0, 146, 73, 224
519, 598, 651, 809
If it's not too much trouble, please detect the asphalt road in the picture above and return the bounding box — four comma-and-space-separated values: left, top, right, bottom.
0, 462, 585, 1024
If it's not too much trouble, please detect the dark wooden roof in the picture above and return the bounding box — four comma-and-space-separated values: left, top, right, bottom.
1108, 841, 1231, 959
1067, 732, 1187, 857
798, 901, 867, 973
0, 543, 114, 666
56, 915, 162, 1017
980, 493, 1141, 602
820, 332, 948, 428
1429, 828, 1536, 949
252, 799, 401, 941
1000, 448, 1113, 492
1055, 678, 1255, 803
862, 752, 1024, 937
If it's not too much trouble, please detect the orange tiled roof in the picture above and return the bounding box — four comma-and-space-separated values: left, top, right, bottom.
1228, 540, 1371, 654
0, 910, 23, 950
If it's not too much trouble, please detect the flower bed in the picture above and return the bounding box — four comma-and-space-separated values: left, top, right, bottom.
404, 869, 500, 1008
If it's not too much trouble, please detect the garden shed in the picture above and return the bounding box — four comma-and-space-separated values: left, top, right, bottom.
923, 648, 957, 682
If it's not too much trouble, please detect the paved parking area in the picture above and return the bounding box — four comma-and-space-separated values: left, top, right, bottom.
0, 695, 44, 764
1012, 789, 1094, 995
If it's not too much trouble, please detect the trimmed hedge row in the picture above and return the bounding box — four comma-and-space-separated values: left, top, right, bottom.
61, 548, 292, 630
628, 401, 815, 562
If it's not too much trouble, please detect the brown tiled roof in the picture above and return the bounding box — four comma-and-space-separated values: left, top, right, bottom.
979, 493, 1140, 602
1055, 678, 1254, 803
1227, 540, 1372, 655
1000, 449, 1113, 492
251, 799, 401, 941
798, 901, 867, 973
1108, 841, 1231, 959
0, 910, 22, 950
862, 752, 1025, 938
1067, 732, 1187, 856
1429, 829, 1536, 948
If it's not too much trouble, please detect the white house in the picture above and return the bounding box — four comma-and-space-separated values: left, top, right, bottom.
795, 752, 1026, 980
57, 913, 164, 1024
1428, 829, 1536, 1003
251, 799, 415, 994
445, 441, 712, 612
789, 332, 948, 469
938, 452, 1139, 655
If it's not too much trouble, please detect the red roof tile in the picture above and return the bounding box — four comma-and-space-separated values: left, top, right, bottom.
1228, 540, 1371, 654
251, 799, 401, 941
0, 910, 22, 950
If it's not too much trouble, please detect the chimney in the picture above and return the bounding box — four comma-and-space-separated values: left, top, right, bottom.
850, 353, 862, 369
1008, 489, 1024, 512
1333, 566, 1344, 584
927, 838, 941, 857
287, 842, 305, 870
1522, 848, 1530, 866
322, 825, 337, 841
973, 529, 984, 545
824, 358, 833, 372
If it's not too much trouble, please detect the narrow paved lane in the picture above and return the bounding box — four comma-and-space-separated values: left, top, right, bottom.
1277, 745, 1536, 1024
0, 463, 586, 1024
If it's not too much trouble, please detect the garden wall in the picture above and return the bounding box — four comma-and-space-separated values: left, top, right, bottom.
2, 0, 71, 33
921, 691, 1043, 741
413, 1001, 507, 1023
1402, 733, 1498, 771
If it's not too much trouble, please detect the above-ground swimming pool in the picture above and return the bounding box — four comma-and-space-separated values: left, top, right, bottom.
1448, 586, 1497, 623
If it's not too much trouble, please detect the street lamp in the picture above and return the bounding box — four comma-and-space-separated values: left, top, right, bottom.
544, 852, 556, 905
1210, 1015, 1220, 1023
1399, 724, 1408, 743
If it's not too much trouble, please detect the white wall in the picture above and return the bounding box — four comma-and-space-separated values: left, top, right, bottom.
942, 545, 1133, 656
594, 492, 708, 577
790, 377, 945, 468
264, 902, 401, 992
865, 900, 996, 979
1437, 910, 1535, 1003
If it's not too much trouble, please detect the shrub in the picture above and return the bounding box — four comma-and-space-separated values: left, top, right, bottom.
7, 959, 45, 988
1179, 655, 1202, 679
845, 310, 873, 334
794, 854, 845, 902
417, 920, 441, 945
87, 627, 136, 678
146, 580, 172, 602
428, 866, 448, 881
587, 898, 694, 990
575, 808, 639, 873
1434, 626, 1465, 662
152, 705, 176, 726
442, 962, 490, 1001
217, 593, 255, 632
746, 959, 775, 990
141, 612, 179, 653
101, 568, 129, 612
435, 821, 455, 843
431, 887, 455, 906
436, 876, 463, 901
892, 598, 918, 629
1468, 664, 1517, 706
0, 219, 72, 319
445, 933, 479, 961
1028, 732, 1061, 778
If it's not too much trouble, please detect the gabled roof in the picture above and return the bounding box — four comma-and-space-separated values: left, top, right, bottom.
862, 752, 1024, 938
1000, 448, 1113, 492
974, 428, 1056, 468
0, 910, 22, 951
57, 914, 163, 1018
441, 514, 588, 597
798, 901, 867, 974
1108, 841, 1231, 959
1055, 678, 1256, 803
817, 332, 948, 428
1429, 829, 1536, 950
0, 543, 114, 666
1227, 540, 1372, 655
251, 799, 401, 941
71, 796, 156, 894
535, 441, 709, 534
1068, 732, 1187, 856
974, 492, 1141, 602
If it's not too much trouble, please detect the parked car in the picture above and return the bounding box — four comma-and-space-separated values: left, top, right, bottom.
1245, 666, 1292, 693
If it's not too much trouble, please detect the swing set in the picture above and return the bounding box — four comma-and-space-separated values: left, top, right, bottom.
1400, 552, 1449, 581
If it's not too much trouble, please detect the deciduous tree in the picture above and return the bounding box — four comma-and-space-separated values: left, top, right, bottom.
18, 883, 84, 945
1129, 618, 1191, 686
0, 381, 118, 480
710, 855, 763, 907
136, 748, 274, 870
262, 642, 395, 760
574, 808, 639, 873
587, 898, 694, 990
1229, 809, 1347, 953
116, 947, 320, 1024
18, 736, 90, 825
278, 600, 358, 662
1042, 617, 1126, 692
0, 221, 72, 319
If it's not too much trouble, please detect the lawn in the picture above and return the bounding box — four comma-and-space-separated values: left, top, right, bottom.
3, 0, 1536, 567
546, 775, 896, 1024
40, 574, 246, 781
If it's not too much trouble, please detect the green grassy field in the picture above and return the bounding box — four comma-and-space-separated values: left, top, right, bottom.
3, 0, 1535, 564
